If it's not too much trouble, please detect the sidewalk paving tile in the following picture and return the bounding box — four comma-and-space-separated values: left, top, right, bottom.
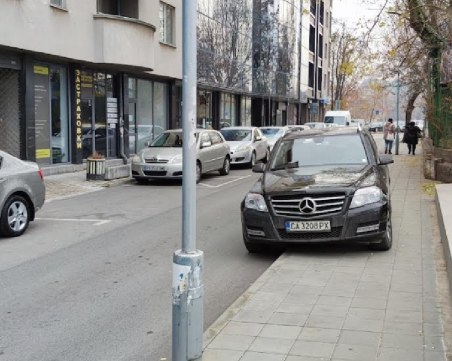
203, 139, 450, 360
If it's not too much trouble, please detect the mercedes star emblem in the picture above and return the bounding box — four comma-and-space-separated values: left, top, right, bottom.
299, 198, 316, 214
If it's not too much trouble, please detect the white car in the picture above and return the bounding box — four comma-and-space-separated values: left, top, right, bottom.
131, 129, 231, 184
260, 126, 290, 151
220, 127, 269, 167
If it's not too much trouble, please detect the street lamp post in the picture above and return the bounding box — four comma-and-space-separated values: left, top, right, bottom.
395, 71, 400, 155
172, 1, 203, 360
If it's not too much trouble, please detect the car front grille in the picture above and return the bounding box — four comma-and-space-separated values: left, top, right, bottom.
270, 193, 346, 217
278, 226, 343, 240
144, 159, 169, 164
143, 171, 167, 176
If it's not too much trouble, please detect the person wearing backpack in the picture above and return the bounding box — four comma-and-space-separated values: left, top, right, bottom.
383, 118, 396, 154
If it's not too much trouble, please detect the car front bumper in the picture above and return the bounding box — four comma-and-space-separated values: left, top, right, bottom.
241, 200, 389, 246
131, 162, 183, 180
230, 149, 252, 164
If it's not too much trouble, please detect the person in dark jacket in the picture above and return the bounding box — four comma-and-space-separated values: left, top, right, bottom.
402, 121, 422, 155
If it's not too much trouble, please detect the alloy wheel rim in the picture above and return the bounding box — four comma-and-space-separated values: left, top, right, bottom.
8, 201, 28, 232
225, 159, 230, 173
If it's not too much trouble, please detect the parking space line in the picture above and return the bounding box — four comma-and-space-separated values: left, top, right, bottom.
199, 175, 252, 189
35, 218, 111, 226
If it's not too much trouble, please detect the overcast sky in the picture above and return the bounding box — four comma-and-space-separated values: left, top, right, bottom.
333, 0, 383, 24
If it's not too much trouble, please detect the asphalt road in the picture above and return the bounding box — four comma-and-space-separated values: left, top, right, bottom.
0, 167, 279, 361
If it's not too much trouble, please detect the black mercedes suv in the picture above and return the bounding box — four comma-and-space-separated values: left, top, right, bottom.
241, 127, 393, 252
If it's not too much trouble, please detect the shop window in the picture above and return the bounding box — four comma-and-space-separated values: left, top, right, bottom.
128, 78, 168, 154
50, 0, 66, 9
159, 2, 175, 45
97, 0, 138, 19
34, 64, 69, 165
220, 93, 237, 128
197, 90, 213, 129
240, 96, 252, 127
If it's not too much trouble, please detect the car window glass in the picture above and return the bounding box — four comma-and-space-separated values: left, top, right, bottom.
271, 134, 369, 168
200, 132, 210, 144
220, 129, 252, 141
364, 133, 378, 163
209, 131, 222, 144
151, 132, 183, 147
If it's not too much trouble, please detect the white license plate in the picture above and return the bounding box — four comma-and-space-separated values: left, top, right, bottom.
285, 221, 331, 232
143, 165, 166, 171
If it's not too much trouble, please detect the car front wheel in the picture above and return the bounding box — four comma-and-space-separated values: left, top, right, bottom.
0, 195, 31, 237
196, 162, 202, 184
249, 152, 256, 168
219, 157, 230, 176
370, 215, 392, 251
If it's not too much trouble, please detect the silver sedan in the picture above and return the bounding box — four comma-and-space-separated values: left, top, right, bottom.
0, 150, 46, 237
131, 129, 231, 183
220, 127, 269, 167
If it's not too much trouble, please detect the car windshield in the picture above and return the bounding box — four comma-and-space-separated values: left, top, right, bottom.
220, 129, 252, 141
150, 132, 184, 147
271, 134, 368, 169
261, 128, 283, 138
324, 116, 347, 125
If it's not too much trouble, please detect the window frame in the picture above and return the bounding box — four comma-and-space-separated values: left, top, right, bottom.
50, 0, 67, 10
159, 2, 175, 46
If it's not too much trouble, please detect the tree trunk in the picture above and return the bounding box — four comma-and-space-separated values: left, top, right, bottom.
405, 91, 420, 124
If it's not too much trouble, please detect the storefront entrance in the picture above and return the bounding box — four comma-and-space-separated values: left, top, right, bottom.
33, 64, 70, 164
78, 71, 118, 159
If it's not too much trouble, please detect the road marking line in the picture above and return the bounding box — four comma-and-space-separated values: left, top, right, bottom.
35, 218, 111, 226
199, 175, 252, 188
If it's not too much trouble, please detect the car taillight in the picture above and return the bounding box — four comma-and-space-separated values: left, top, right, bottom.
38, 169, 44, 181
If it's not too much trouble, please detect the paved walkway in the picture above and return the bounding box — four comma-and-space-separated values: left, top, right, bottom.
203, 145, 452, 360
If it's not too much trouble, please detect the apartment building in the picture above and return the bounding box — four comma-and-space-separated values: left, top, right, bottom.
0, 0, 181, 167
197, 0, 332, 128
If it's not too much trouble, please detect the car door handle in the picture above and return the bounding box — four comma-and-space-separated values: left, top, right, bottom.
0, 178, 5, 184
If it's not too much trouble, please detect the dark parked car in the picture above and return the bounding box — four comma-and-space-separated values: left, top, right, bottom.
0, 150, 46, 237
241, 127, 393, 252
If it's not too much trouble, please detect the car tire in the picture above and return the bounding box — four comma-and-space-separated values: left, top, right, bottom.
219, 157, 230, 176
249, 152, 256, 168
0, 195, 31, 237
196, 162, 202, 184
369, 215, 392, 251
135, 177, 148, 185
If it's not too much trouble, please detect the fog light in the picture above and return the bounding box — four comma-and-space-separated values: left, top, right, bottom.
356, 223, 380, 234
247, 228, 266, 237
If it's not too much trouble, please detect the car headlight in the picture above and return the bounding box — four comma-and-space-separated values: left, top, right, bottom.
236, 145, 252, 153
132, 155, 141, 163
171, 155, 183, 164
244, 193, 268, 212
350, 186, 382, 209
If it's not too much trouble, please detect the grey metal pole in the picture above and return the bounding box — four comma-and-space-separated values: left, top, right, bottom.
172, 0, 203, 360
395, 71, 400, 155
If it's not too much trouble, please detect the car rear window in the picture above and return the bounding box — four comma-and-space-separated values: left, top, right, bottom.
271, 134, 368, 169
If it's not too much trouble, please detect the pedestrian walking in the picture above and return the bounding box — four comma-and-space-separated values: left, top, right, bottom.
383, 118, 396, 154
402, 121, 422, 155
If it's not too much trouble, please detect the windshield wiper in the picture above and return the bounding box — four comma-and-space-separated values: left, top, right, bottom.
271, 161, 299, 171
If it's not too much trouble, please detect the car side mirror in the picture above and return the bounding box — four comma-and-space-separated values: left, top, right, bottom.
145, 140, 152, 147
201, 141, 212, 148
255, 136, 262, 142
252, 163, 265, 173
346, 122, 350, 126
379, 154, 394, 165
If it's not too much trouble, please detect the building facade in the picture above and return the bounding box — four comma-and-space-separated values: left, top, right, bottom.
0, 0, 181, 167
197, 0, 332, 128
0, 0, 332, 170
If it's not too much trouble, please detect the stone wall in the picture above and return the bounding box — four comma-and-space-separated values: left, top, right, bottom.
423, 138, 452, 183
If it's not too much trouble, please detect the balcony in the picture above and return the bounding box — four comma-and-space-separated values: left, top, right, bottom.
93, 14, 156, 71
